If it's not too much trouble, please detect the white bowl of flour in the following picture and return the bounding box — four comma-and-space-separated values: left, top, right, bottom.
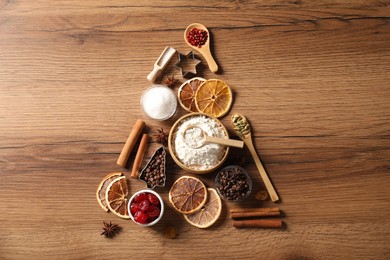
168, 113, 230, 174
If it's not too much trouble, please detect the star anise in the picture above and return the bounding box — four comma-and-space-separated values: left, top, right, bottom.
153, 128, 168, 145
101, 221, 119, 238
163, 75, 178, 88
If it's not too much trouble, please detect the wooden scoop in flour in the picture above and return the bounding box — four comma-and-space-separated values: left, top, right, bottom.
147, 46, 176, 82
231, 113, 279, 202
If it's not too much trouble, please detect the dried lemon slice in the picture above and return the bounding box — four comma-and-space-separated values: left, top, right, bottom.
194, 79, 233, 118
178, 77, 206, 112
96, 172, 123, 212
183, 188, 222, 228
169, 176, 207, 214
105, 176, 131, 219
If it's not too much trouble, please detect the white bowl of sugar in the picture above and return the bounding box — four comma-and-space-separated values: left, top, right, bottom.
140, 85, 177, 121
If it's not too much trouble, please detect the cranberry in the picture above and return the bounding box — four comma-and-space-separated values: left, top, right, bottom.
139, 199, 151, 212
130, 202, 140, 215
148, 193, 160, 205
134, 210, 148, 224
147, 204, 161, 219
134, 192, 148, 203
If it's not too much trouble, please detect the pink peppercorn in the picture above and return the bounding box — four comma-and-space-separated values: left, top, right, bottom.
187, 28, 208, 48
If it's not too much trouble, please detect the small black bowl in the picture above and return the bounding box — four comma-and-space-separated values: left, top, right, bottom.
214, 165, 252, 202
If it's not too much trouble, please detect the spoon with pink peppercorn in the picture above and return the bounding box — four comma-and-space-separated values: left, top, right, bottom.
184, 23, 218, 73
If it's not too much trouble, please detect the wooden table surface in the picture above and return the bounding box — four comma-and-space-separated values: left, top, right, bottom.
1, 1, 389, 259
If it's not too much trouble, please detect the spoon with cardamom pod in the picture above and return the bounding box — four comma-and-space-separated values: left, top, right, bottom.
184, 23, 218, 73
231, 113, 279, 202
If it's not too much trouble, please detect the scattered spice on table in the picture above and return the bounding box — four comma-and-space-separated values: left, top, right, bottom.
233, 219, 283, 229
163, 75, 178, 88
187, 28, 208, 48
255, 190, 269, 201
153, 128, 168, 145
101, 221, 119, 238
130, 133, 149, 179
230, 207, 280, 219
164, 226, 177, 239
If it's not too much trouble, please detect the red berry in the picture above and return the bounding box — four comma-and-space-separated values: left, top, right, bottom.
130, 202, 140, 215
148, 193, 160, 205
134, 210, 148, 224
139, 199, 151, 212
134, 192, 148, 203
147, 204, 161, 219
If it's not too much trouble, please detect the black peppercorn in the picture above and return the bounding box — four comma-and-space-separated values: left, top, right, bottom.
139, 147, 166, 189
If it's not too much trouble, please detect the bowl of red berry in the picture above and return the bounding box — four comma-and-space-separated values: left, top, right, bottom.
128, 189, 164, 227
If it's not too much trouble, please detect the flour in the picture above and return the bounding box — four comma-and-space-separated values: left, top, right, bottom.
183, 126, 205, 148
172, 115, 227, 170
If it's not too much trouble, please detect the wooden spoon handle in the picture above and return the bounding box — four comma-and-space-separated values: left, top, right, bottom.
245, 140, 279, 202
204, 52, 218, 73
205, 136, 244, 148
199, 47, 218, 73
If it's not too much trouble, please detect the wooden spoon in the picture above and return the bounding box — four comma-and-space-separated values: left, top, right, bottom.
231, 113, 279, 202
147, 46, 176, 82
184, 23, 218, 73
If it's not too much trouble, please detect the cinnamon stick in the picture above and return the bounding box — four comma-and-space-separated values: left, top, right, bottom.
117, 119, 145, 168
130, 134, 149, 179
230, 207, 280, 219
233, 219, 283, 229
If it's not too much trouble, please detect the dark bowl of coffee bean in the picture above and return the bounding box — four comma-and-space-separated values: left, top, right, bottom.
214, 165, 252, 202
139, 146, 166, 189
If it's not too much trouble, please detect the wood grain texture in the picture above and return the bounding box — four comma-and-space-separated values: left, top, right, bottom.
0, 0, 389, 259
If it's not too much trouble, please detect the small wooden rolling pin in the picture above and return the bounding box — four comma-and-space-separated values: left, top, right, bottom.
117, 119, 145, 168
130, 133, 149, 179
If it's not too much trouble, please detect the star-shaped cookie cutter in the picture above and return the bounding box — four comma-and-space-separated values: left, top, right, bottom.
174, 51, 201, 78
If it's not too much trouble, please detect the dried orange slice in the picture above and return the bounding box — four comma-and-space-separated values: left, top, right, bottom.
178, 77, 206, 112
169, 176, 207, 214
194, 79, 233, 118
183, 188, 222, 229
96, 172, 123, 212
105, 176, 131, 219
